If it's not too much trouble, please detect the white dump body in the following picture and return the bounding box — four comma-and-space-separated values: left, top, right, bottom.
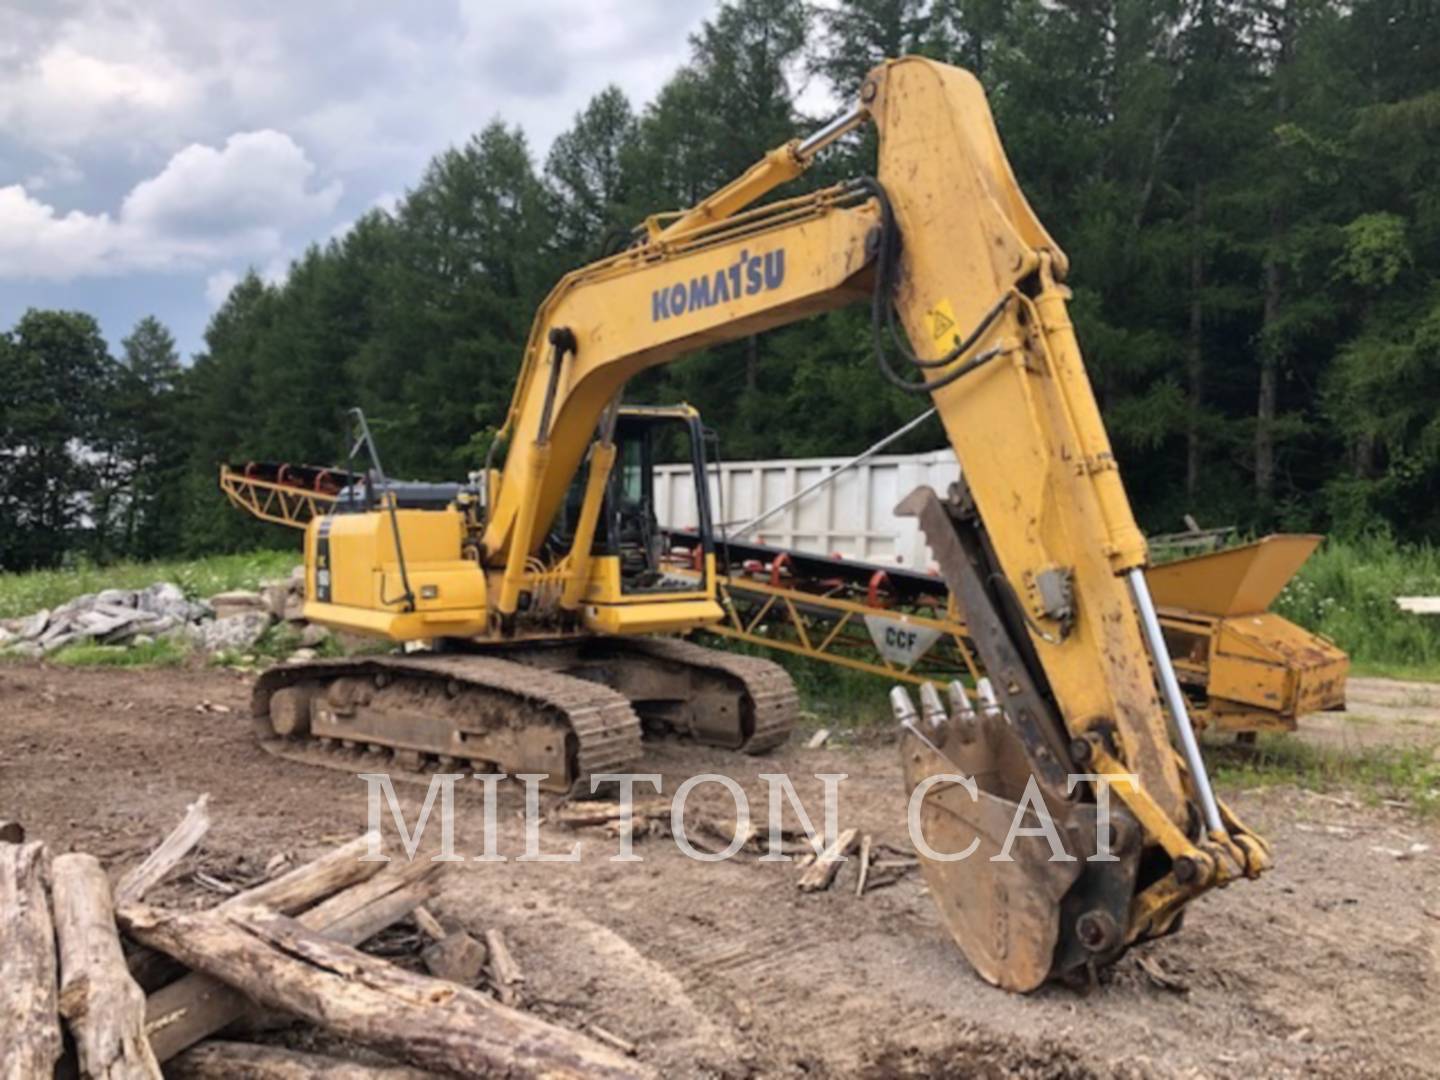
653, 448, 960, 569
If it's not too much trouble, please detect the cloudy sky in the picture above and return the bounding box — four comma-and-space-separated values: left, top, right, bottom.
0, 0, 725, 359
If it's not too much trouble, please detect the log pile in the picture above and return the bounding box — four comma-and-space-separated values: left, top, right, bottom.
0, 806, 652, 1079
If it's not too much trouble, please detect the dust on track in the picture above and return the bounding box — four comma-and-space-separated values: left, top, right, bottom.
1, 661, 1436, 1079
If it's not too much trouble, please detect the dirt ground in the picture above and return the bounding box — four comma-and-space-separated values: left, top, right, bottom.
2, 661, 1437, 1079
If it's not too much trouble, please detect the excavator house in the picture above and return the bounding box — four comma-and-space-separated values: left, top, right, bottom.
225, 58, 1333, 992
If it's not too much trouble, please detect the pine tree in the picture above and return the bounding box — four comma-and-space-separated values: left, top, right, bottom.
113, 316, 186, 558
0, 310, 115, 569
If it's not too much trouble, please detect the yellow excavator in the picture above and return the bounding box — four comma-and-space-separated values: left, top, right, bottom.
235, 58, 1283, 991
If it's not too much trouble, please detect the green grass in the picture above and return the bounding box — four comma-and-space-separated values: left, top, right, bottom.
0, 550, 298, 620
1209, 732, 1440, 818
1272, 533, 1440, 678
50, 639, 190, 668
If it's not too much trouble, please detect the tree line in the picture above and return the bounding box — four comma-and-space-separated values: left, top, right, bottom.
3, 0, 1437, 572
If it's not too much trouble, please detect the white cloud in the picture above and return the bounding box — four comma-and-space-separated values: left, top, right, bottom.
0, 130, 340, 281
1, 36, 201, 149
203, 269, 239, 308
124, 131, 341, 236
0, 185, 118, 279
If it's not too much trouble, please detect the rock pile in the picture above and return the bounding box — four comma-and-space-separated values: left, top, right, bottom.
0, 584, 207, 658
0, 566, 323, 658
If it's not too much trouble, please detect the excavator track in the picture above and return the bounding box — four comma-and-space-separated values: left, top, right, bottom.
251, 654, 643, 796
617, 637, 798, 754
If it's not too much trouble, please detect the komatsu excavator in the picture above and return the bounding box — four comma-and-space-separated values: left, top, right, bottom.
241, 57, 1272, 991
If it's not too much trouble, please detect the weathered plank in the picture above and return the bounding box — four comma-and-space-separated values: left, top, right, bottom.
485, 927, 525, 1006
855, 833, 873, 897
115, 794, 211, 907
798, 828, 859, 892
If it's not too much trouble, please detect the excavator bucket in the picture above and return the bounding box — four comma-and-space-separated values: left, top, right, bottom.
896, 683, 1142, 992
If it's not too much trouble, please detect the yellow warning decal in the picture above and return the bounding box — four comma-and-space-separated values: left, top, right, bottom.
927, 298, 958, 345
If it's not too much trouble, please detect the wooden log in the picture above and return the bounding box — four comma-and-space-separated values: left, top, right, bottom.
122, 904, 653, 1079
226, 831, 387, 914
797, 828, 859, 892
127, 831, 387, 992
855, 833, 873, 897
166, 1041, 434, 1079
484, 928, 524, 1006
588, 1024, 638, 1057
549, 801, 669, 829
299, 857, 437, 936
52, 853, 162, 1079
0, 841, 62, 1079
115, 794, 211, 907
412, 905, 446, 941
0, 819, 24, 843
144, 859, 440, 1063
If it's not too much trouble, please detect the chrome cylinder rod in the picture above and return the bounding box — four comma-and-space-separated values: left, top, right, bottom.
796, 106, 866, 160
1127, 567, 1225, 835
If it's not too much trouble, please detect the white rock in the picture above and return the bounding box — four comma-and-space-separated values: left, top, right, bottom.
0, 627, 14, 647
198, 611, 273, 652
15, 609, 50, 641
52, 594, 99, 619
288, 648, 319, 663
41, 632, 79, 654
260, 583, 291, 619
130, 634, 155, 647
160, 623, 201, 646
138, 582, 196, 622
209, 590, 266, 620
298, 623, 331, 648
77, 607, 147, 639
39, 617, 77, 645
125, 614, 179, 639
95, 588, 138, 608
6, 642, 43, 659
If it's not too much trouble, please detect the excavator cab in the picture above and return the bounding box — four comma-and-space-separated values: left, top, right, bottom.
536, 404, 726, 636
602, 408, 714, 597
548, 404, 715, 597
